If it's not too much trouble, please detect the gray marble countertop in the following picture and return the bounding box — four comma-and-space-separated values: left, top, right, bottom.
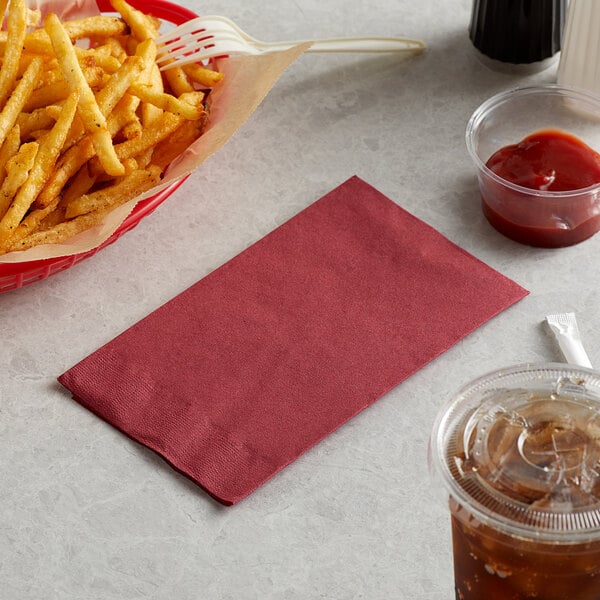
2, 0, 597, 598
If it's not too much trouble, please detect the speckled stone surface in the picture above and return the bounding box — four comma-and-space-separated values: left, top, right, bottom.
1, 1, 596, 599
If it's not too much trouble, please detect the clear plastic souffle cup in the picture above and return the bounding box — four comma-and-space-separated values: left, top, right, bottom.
429, 363, 600, 600
466, 84, 600, 248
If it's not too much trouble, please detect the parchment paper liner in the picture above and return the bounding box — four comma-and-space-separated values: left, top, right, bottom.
0, 0, 310, 263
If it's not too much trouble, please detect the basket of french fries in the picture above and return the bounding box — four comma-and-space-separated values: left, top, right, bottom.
0, 0, 309, 291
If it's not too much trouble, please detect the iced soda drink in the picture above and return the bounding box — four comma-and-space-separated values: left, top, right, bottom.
430, 364, 600, 600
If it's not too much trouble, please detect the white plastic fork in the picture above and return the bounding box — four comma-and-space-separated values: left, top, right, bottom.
155, 15, 426, 70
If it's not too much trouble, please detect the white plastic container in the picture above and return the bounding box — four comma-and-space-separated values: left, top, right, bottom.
557, 0, 600, 94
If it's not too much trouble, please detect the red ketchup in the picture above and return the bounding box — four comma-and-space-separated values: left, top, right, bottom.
482, 129, 600, 247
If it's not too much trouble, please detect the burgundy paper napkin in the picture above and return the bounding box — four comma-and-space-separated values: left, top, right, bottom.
59, 176, 528, 505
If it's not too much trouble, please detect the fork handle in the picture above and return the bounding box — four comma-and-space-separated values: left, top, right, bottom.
265, 37, 426, 53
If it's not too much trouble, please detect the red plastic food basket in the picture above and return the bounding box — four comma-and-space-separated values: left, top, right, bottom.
0, 0, 199, 293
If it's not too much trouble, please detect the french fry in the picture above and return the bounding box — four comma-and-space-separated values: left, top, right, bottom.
63, 16, 128, 40
107, 94, 141, 136
182, 62, 224, 88
66, 165, 162, 218
0, 56, 42, 147
35, 136, 94, 208
9, 164, 96, 242
95, 54, 145, 117
0, 124, 21, 185
24, 65, 104, 112
21, 201, 65, 236
128, 84, 205, 120
0, 15, 128, 49
44, 13, 125, 176
0, 34, 123, 75
4, 207, 113, 252
135, 37, 158, 74
62, 165, 97, 205
79, 45, 122, 74
1, 28, 52, 55
0, 91, 78, 246
109, 0, 158, 41
121, 117, 143, 141
107, 94, 140, 135
134, 148, 154, 170
0, 0, 26, 108
163, 64, 195, 97
0, 141, 37, 219
9, 195, 61, 242
26, 7, 40, 27
141, 64, 164, 127
150, 118, 207, 171
0, 0, 8, 29
43, 104, 86, 152
114, 111, 185, 162
105, 36, 127, 62
135, 39, 164, 127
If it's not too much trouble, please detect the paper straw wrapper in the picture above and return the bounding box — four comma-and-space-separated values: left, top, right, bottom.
545, 312, 593, 368
0, 0, 310, 263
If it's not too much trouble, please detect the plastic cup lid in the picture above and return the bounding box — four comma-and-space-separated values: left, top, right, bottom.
430, 363, 600, 542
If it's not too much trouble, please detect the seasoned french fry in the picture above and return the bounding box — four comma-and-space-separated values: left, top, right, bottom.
79, 45, 122, 74
121, 117, 143, 141
4, 207, 112, 252
163, 64, 195, 97
66, 165, 161, 218
44, 13, 124, 176
134, 148, 154, 170
62, 165, 97, 205
9, 195, 61, 241
42, 104, 86, 152
105, 36, 128, 62
26, 7, 40, 27
0, 33, 123, 75
0, 124, 21, 185
0, 28, 51, 55
0, 56, 42, 147
63, 16, 128, 40
150, 118, 206, 170
129, 84, 205, 120
95, 54, 145, 117
22, 203, 65, 237
115, 111, 184, 162
0, 91, 78, 245
10, 164, 96, 242
107, 94, 140, 136
0, 141, 38, 219
182, 62, 224, 88
24, 66, 104, 112
135, 37, 158, 73
134, 38, 164, 127
109, 0, 158, 41
0, 0, 26, 108
35, 136, 94, 208
0, 0, 8, 29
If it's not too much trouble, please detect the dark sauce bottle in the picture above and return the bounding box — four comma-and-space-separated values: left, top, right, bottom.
469, 0, 567, 71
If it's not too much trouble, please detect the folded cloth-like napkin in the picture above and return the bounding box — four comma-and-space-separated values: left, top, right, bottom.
59, 176, 528, 505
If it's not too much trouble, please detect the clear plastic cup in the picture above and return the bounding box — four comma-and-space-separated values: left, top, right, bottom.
430, 363, 600, 600
466, 85, 600, 248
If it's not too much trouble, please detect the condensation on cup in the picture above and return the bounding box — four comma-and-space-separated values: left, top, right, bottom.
430, 363, 600, 600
